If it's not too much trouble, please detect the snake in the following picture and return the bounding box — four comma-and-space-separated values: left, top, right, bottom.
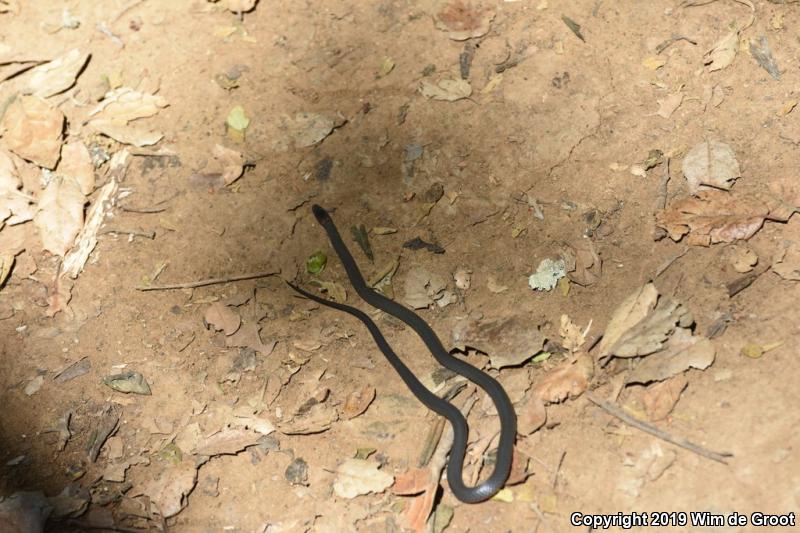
287, 204, 516, 503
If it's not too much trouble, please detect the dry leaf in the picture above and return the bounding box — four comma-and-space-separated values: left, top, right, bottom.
419, 78, 472, 101
731, 246, 758, 273
604, 297, 691, 360
656, 90, 684, 119
203, 302, 241, 335
403, 484, 438, 532
136, 460, 198, 518
516, 394, 547, 434
596, 283, 659, 360
392, 467, 429, 495
1, 96, 64, 168
559, 314, 587, 352
434, 1, 495, 41
332, 458, 394, 499
705, 31, 739, 72
289, 112, 335, 148
278, 402, 338, 435
403, 267, 446, 309
57, 141, 94, 195
773, 241, 800, 280
642, 374, 688, 421
682, 140, 740, 192
655, 189, 794, 246
26, 49, 89, 98
561, 240, 601, 286
451, 314, 545, 369
225, 322, 276, 355
89, 119, 163, 147
533, 351, 593, 404
89, 87, 168, 123
749, 36, 780, 80
210, 144, 244, 185
0, 149, 35, 225
194, 428, 261, 456
33, 176, 85, 256
342, 385, 376, 419
625, 328, 715, 384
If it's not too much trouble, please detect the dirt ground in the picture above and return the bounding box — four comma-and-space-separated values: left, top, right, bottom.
1, 0, 799, 532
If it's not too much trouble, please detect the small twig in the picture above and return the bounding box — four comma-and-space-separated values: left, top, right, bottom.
120, 205, 167, 214
552, 450, 566, 490
585, 391, 733, 464
99, 228, 156, 239
135, 270, 279, 291
654, 246, 689, 278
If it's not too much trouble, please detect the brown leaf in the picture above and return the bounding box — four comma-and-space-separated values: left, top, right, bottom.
626, 328, 715, 384
562, 239, 602, 286
89, 119, 163, 147
434, 1, 495, 41
655, 189, 794, 246
402, 482, 438, 532
278, 402, 338, 435
596, 283, 659, 360
203, 302, 241, 336
604, 297, 691, 360
89, 87, 168, 123
773, 241, 800, 280
533, 352, 593, 404
57, 141, 94, 195
26, 49, 89, 98
332, 458, 394, 499
682, 140, 740, 193
225, 322, 276, 355
193, 428, 261, 456
33, 176, 85, 256
342, 385, 376, 419
1, 95, 64, 168
392, 467, 429, 495
451, 314, 545, 369
0, 148, 35, 225
136, 460, 198, 518
642, 374, 688, 421
517, 393, 547, 435
705, 31, 739, 72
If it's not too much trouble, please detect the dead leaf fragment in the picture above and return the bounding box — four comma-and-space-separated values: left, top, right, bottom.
225, 322, 276, 355
682, 140, 740, 192
89, 87, 168, 123
57, 141, 94, 195
517, 394, 547, 434
626, 328, 715, 384
342, 385, 376, 419
333, 458, 394, 499
392, 467, 429, 495
137, 460, 198, 518
89, 120, 163, 147
204, 302, 241, 335
642, 374, 688, 421
1, 95, 64, 168
656, 189, 794, 246
705, 31, 739, 72
656, 90, 683, 119
749, 36, 780, 80
194, 428, 261, 456
596, 283, 659, 360
103, 371, 151, 395
773, 241, 800, 280
26, 49, 89, 97
434, 1, 495, 41
33, 176, 85, 256
732, 246, 758, 273
289, 112, 336, 148
419, 78, 472, 101
533, 352, 593, 403
209, 144, 245, 186
451, 314, 545, 369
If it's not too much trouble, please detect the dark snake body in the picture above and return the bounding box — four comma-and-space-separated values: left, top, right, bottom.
289, 205, 516, 503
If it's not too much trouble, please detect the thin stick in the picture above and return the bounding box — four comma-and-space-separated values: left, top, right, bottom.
585, 391, 733, 464
135, 270, 279, 291
652, 158, 670, 241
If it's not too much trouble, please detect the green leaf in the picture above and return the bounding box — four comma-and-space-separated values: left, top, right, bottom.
306, 250, 327, 274
226, 105, 250, 131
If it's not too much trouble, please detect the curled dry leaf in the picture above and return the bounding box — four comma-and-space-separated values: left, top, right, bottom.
561, 239, 601, 287
656, 189, 795, 246
333, 458, 394, 499
1, 95, 64, 168
26, 49, 89, 98
419, 78, 472, 101
682, 140, 740, 193
533, 351, 593, 404
136, 460, 198, 518
596, 283, 658, 360
434, 1, 495, 41
559, 314, 587, 352
626, 327, 715, 384
403, 267, 446, 309
451, 314, 545, 369
57, 141, 94, 195
642, 374, 688, 421
342, 385, 376, 419
203, 302, 241, 335
33, 176, 85, 256
603, 296, 692, 360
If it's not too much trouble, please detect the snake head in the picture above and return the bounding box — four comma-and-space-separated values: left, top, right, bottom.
312, 204, 331, 224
